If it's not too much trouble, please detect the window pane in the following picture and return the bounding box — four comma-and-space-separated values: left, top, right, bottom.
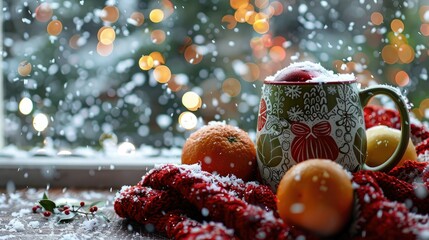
2, 0, 428, 153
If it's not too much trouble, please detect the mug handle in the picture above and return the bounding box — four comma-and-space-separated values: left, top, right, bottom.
359, 85, 410, 172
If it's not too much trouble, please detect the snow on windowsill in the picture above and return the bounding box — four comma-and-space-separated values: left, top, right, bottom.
0, 145, 181, 189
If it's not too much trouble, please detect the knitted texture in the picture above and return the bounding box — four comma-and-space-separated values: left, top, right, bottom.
115, 105, 429, 239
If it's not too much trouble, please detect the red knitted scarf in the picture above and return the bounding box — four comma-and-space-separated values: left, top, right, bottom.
114, 105, 429, 239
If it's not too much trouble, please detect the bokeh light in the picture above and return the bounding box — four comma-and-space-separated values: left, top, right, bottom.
35, 3, 53, 22
139, 55, 154, 70
151, 29, 166, 44
184, 45, 203, 64
398, 44, 414, 63
395, 70, 410, 87
149, 9, 164, 23
117, 141, 136, 155
253, 19, 269, 34
420, 24, 429, 36
33, 113, 49, 132
269, 1, 284, 16
99, 132, 118, 147
100, 5, 120, 23
19, 97, 33, 115
230, 0, 249, 10
269, 46, 286, 62
381, 45, 398, 64
98, 27, 116, 45
391, 19, 404, 33
153, 65, 171, 83
222, 78, 241, 97
17, 61, 32, 76
182, 91, 202, 111
47, 20, 63, 36
96, 42, 114, 56
128, 12, 144, 26
255, 0, 269, 9
221, 15, 237, 29
179, 111, 198, 130
370, 12, 383, 25
149, 52, 165, 66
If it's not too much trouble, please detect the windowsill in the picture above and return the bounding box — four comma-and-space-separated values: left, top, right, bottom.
0, 154, 180, 189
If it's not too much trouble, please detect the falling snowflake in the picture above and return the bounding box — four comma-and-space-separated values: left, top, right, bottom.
287, 106, 304, 121
284, 85, 302, 99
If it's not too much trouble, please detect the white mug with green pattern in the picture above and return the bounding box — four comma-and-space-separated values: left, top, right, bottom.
256, 62, 410, 191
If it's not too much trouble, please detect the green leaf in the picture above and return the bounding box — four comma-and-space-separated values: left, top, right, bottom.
57, 212, 76, 223
39, 199, 56, 212
257, 133, 283, 167
353, 127, 367, 167
89, 200, 105, 208
42, 192, 49, 200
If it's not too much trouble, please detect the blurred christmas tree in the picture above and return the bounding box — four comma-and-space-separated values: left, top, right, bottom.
2, 0, 428, 151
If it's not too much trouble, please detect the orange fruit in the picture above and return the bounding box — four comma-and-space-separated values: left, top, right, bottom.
181, 122, 257, 181
366, 125, 417, 167
277, 159, 353, 236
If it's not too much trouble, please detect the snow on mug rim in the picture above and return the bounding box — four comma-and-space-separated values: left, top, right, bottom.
264, 61, 356, 85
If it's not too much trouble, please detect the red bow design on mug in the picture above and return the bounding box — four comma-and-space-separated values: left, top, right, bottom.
291, 121, 339, 163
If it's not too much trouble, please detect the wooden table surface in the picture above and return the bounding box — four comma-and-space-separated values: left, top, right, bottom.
0, 188, 166, 239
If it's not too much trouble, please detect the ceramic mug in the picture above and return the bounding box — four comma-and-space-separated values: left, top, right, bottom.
256, 78, 410, 190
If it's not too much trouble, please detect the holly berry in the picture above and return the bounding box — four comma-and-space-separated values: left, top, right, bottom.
43, 211, 51, 217
32, 205, 39, 213
89, 206, 98, 213
64, 209, 70, 215
63, 205, 70, 210
80, 201, 85, 207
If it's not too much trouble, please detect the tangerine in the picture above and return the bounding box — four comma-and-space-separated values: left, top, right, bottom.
181, 122, 257, 181
277, 159, 354, 236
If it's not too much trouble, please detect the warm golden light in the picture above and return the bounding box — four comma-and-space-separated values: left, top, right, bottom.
242, 62, 260, 82
100, 6, 119, 23
179, 111, 198, 130
96, 42, 114, 56
370, 12, 383, 25
153, 65, 171, 83
18, 61, 32, 76
149, 52, 165, 66
222, 78, 241, 97
182, 91, 202, 111
230, 0, 249, 10
139, 55, 154, 70
395, 70, 410, 87
128, 12, 145, 26
19, 97, 33, 115
149, 9, 164, 23
99, 27, 116, 45
184, 45, 203, 64
381, 45, 398, 64
269, 46, 286, 62
151, 29, 166, 44
253, 19, 269, 34
398, 44, 415, 64
391, 19, 404, 33
33, 113, 49, 132
222, 15, 237, 29
47, 20, 63, 36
